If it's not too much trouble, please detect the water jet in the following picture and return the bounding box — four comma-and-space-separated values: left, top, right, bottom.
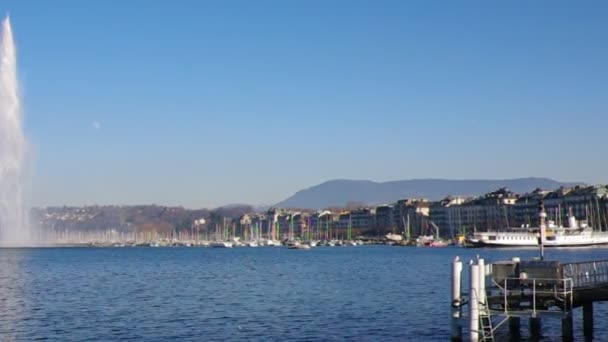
0, 15, 31, 246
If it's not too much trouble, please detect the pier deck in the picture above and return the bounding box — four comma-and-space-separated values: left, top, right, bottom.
487, 259, 608, 311
451, 257, 608, 341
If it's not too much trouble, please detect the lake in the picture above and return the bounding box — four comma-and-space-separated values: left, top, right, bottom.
1, 246, 607, 341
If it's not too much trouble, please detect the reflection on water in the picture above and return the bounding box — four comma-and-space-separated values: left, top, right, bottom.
0, 249, 27, 341
0, 246, 607, 341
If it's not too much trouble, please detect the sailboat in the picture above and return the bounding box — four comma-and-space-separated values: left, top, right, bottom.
343, 215, 356, 246
287, 240, 311, 249
209, 222, 233, 248
210, 241, 233, 248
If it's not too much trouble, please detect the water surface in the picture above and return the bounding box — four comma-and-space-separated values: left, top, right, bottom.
0, 246, 607, 341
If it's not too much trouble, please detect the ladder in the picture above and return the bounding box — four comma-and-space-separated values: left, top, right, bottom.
479, 303, 494, 342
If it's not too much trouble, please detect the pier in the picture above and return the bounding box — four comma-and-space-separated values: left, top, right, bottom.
451, 256, 608, 341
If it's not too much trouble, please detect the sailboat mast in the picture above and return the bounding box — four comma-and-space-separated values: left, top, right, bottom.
350, 215, 353, 240
592, 196, 602, 230
407, 213, 411, 241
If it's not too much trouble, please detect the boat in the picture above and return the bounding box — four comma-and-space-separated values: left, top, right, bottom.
260, 239, 278, 247
467, 205, 608, 248
231, 237, 243, 247
428, 240, 449, 247
294, 244, 311, 250
394, 239, 415, 247
210, 241, 233, 248
467, 225, 608, 247
287, 241, 311, 250
385, 233, 404, 243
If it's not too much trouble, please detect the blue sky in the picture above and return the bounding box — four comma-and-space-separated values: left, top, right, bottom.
3, 1, 607, 208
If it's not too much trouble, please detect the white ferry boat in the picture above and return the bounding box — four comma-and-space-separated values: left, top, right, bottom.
467, 211, 608, 248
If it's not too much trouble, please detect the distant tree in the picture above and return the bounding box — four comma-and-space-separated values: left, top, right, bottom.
345, 202, 367, 210
213, 205, 253, 219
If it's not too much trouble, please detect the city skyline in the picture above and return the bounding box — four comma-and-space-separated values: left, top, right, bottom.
2, 1, 607, 208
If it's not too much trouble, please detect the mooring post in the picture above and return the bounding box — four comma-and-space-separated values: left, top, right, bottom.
583, 302, 593, 339
508, 317, 520, 340
451, 256, 463, 341
529, 317, 542, 341
561, 313, 573, 342
469, 263, 480, 342
477, 258, 486, 307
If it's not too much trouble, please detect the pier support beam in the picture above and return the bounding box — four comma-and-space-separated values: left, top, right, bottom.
583, 302, 593, 339
529, 317, 541, 341
561, 314, 573, 342
451, 257, 463, 341
508, 317, 520, 341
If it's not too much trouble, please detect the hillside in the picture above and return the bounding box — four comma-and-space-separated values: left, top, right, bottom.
275, 178, 581, 209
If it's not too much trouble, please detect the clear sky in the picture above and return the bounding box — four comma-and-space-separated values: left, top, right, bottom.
2, 1, 607, 208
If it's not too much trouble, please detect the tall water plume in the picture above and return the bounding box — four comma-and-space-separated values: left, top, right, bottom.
0, 16, 31, 246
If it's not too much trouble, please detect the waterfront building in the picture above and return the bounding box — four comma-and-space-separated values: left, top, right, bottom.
352, 208, 374, 233
512, 188, 550, 227
310, 210, 333, 237
291, 212, 310, 238
429, 188, 517, 236
392, 198, 431, 237
336, 208, 373, 236
514, 185, 608, 230
244, 185, 608, 241
429, 196, 468, 238
374, 205, 394, 235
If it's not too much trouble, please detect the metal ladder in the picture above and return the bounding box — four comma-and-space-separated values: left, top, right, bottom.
479, 302, 494, 342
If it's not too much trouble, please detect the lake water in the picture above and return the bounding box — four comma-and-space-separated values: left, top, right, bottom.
1, 246, 607, 341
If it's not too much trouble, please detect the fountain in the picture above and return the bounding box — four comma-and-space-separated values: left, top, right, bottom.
0, 15, 31, 246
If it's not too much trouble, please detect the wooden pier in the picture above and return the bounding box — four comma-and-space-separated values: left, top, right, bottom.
451, 257, 608, 341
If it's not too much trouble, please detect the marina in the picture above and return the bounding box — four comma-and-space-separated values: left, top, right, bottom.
27, 184, 608, 252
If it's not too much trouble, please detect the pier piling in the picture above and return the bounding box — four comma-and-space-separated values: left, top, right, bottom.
451, 257, 463, 341
561, 314, 573, 342
477, 257, 486, 306
583, 302, 593, 339
508, 317, 520, 340
529, 317, 541, 341
469, 263, 480, 342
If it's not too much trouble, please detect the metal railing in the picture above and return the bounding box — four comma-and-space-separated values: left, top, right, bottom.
490, 277, 574, 316
562, 259, 608, 289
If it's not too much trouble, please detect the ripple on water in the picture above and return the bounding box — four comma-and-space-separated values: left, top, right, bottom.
1, 246, 608, 341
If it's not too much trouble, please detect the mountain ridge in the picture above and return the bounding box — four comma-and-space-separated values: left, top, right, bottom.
275, 177, 583, 209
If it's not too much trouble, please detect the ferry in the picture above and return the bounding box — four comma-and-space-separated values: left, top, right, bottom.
467, 214, 608, 248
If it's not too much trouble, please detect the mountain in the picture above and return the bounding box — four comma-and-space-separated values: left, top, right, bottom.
275, 178, 582, 209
